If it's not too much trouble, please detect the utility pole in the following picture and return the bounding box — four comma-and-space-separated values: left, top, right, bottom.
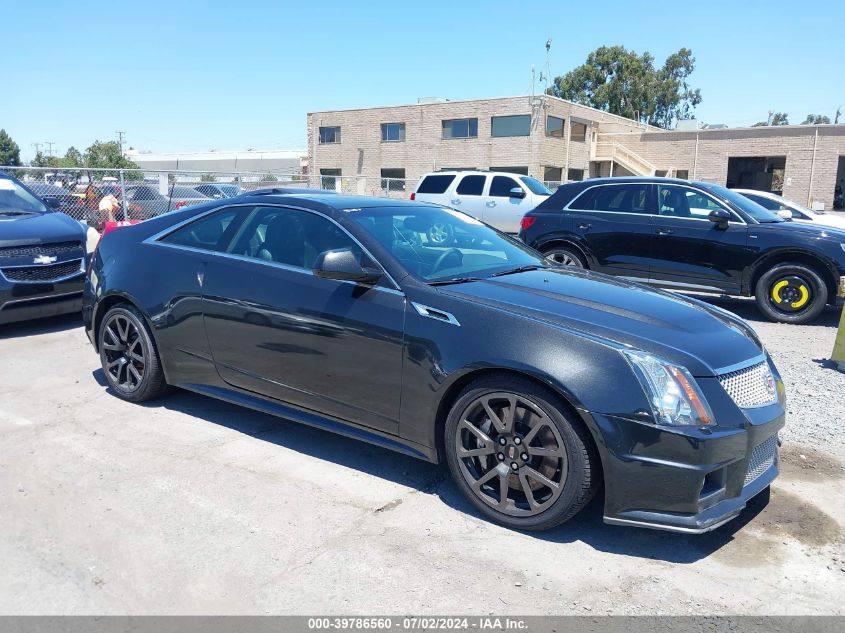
32, 142, 43, 157
45, 141, 55, 157
767, 110, 773, 126
836, 107, 841, 125
116, 131, 126, 153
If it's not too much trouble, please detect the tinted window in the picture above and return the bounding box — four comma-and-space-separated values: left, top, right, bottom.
519, 177, 552, 195
319, 126, 341, 144
442, 118, 478, 139
381, 122, 405, 142
547, 115, 564, 138
417, 174, 456, 194
456, 175, 486, 196
0, 177, 48, 214
161, 208, 243, 251
489, 176, 522, 198
170, 186, 206, 198
743, 193, 780, 210
567, 168, 584, 181
229, 207, 360, 270
571, 184, 649, 214
699, 183, 783, 223
491, 115, 530, 137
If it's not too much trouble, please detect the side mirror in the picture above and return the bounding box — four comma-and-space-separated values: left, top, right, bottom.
313, 248, 381, 285
45, 197, 62, 209
509, 187, 526, 199
708, 208, 731, 227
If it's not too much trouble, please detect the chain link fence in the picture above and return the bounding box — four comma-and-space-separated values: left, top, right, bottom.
1, 166, 414, 231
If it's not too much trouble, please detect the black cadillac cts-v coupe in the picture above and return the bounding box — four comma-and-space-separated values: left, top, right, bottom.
83, 193, 785, 533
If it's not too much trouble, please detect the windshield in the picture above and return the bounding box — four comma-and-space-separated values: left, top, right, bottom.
520, 176, 552, 196
0, 177, 48, 214
701, 183, 783, 223
346, 205, 546, 282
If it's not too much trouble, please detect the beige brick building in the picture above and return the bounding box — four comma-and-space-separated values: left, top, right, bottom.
307, 95, 845, 209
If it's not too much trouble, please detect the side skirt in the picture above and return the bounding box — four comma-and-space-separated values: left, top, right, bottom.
176, 381, 437, 463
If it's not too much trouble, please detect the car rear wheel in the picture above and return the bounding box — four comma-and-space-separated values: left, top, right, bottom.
98, 305, 168, 402
754, 264, 827, 324
444, 376, 598, 531
543, 246, 585, 268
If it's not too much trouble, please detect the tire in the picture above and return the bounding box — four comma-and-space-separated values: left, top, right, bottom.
98, 304, 169, 402
444, 375, 599, 531
543, 246, 586, 268
427, 221, 454, 246
754, 263, 828, 324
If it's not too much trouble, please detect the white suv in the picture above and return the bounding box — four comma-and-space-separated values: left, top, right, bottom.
411, 170, 552, 233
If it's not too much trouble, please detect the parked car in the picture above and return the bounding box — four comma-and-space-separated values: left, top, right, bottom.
124, 184, 211, 220
194, 183, 242, 199
242, 186, 338, 196
734, 189, 845, 230
0, 171, 93, 324
27, 183, 86, 219
519, 177, 845, 324
84, 193, 784, 533
411, 171, 552, 234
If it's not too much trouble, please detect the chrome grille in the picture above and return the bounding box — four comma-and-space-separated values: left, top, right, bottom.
719, 361, 778, 409
0, 241, 83, 259
1, 259, 83, 282
745, 434, 778, 486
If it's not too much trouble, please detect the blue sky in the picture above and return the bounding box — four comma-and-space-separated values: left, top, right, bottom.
6, 0, 844, 160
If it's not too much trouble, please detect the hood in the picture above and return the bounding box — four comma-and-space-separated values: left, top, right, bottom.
439, 268, 763, 377
0, 211, 86, 247
758, 218, 845, 241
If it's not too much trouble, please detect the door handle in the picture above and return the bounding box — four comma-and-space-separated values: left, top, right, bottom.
657, 228, 673, 236
485, 201, 497, 208
577, 222, 591, 230
450, 198, 461, 205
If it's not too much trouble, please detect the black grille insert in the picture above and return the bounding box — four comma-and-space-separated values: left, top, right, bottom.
0, 241, 83, 260
2, 259, 83, 282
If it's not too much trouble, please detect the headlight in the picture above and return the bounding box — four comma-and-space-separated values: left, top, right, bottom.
623, 351, 715, 427
85, 226, 100, 254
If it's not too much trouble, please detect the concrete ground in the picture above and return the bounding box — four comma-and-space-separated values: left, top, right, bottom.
1, 303, 843, 615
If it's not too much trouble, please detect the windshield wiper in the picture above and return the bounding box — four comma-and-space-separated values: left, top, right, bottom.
0, 210, 34, 216
428, 276, 484, 286
490, 264, 545, 277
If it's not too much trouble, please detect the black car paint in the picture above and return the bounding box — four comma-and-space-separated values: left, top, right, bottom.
83, 194, 784, 532
0, 172, 88, 324
521, 177, 845, 299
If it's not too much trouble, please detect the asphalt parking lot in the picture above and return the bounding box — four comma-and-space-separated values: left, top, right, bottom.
1, 299, 844, 615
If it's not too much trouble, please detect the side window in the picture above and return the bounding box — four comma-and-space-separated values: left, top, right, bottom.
681, 190, 726, 218
572, 185, 650, 213
456, 175, 486, 196
489, 176, 522, 198
416, 174, 456, 194
229, 207, 361, 270
160, 207, 244, 251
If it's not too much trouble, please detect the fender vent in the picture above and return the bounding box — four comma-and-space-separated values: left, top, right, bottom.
410, 302, 460, 326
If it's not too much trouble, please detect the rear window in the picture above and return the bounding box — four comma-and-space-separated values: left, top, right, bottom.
416, 174, 456, 194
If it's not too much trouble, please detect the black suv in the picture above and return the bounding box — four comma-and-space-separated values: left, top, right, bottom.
519, 177, 845, 324
0, 171, 90, 325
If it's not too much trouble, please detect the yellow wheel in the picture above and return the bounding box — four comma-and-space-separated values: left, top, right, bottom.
755, 264, 827, 324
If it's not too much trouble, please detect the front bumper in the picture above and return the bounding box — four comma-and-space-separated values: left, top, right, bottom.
591, 402, 784, 534
0, 275, 85, 325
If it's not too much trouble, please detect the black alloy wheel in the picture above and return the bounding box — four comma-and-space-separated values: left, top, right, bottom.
98, 305, 168, 402
444, 376, 598, 530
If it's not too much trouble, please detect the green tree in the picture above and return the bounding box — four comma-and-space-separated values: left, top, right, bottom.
546, 45, 702, 129
83, 140, 139, 169
0, 129, 22, 166
752, 112, 789, 126
59, 146, 83, 168
801, 114, 831, 125
200, 173, 217, 182
260, 173, 279, 182
31, 151, 59, 168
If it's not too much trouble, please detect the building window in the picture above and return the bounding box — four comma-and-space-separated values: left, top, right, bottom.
570, 122, 587, 142
655, 170, 668, 177
675, 169, 690, 180
567, 168, 584, 181
490, 166, 529, 175
320, 168, 341, 190
319, 126, 341, 144
491, 115, 531, 137
442, 118, 478, 139
543, 166, 562, 183
380, 168, 405, 192
381, 123, 405, 142
546, 116, 565, 138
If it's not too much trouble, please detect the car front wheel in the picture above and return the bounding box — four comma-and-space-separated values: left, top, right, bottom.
444, 376, 598, 531
754, 263, 828, 324
98, 304, 169, 402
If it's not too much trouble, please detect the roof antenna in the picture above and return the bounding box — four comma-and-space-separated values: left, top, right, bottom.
544, 38, 552, 94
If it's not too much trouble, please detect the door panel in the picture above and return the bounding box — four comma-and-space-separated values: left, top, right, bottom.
482, 175, 531, 233
448, 174, 488, 220
200, 206, 404, 433
650, 185, 749, 292
567, 183, 655, 278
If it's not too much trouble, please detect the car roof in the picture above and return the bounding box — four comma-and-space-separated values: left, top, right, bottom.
420, 170, 528, 177
234, 192, 440, 214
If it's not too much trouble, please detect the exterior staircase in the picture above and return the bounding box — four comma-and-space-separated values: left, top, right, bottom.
592, 141, 656, 177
